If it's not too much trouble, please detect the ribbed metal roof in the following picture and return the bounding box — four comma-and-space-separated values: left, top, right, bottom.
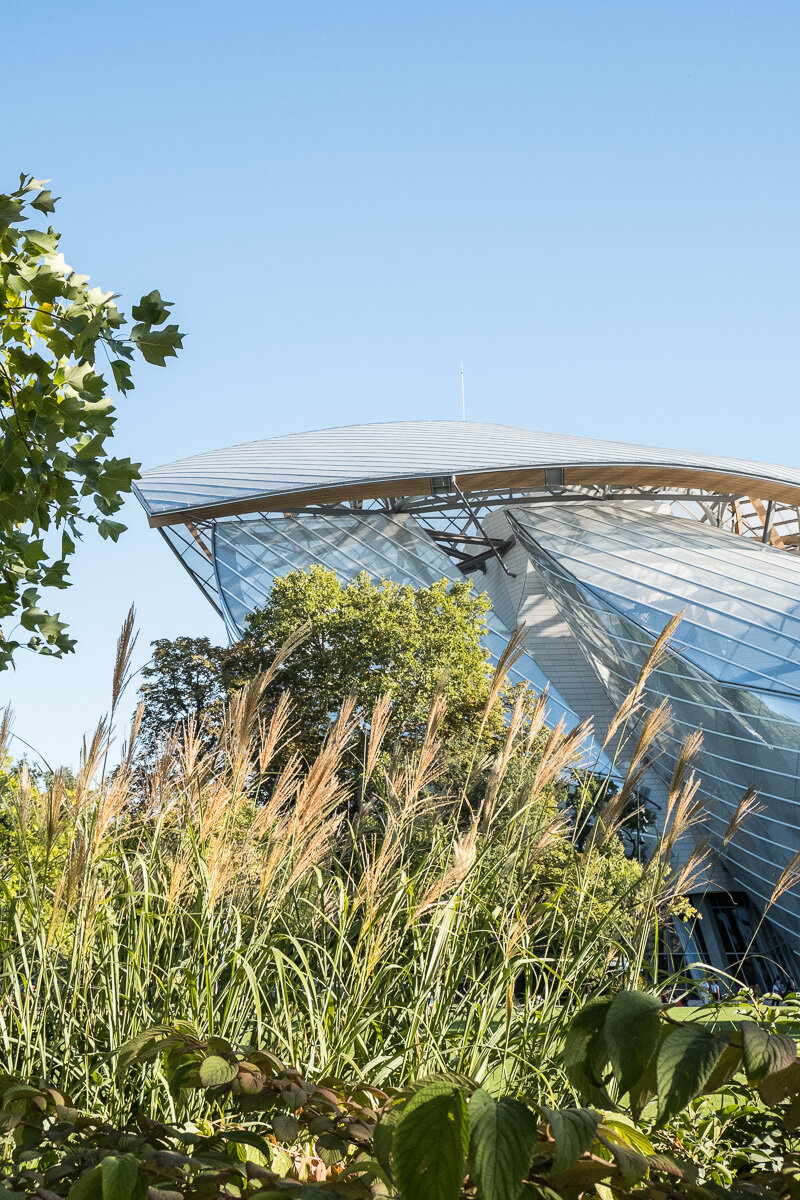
134, 420, 800, 524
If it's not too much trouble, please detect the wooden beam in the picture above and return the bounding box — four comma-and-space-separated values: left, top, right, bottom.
747, 496, 785, 548
147, 463, 800, 529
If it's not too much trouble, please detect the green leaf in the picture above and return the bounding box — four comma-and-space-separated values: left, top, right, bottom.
130, 322, 184, 366
757, 1060, 800, 1107
68, 1164, 103, 1200
272, 1112, 299, 1143
603, 991, 662, 1096
468, 1088, 537, 1200
111, 359, 134, 394
198, 1054, 238, 1087
30, 189, 57, 214
562, 999, 612, 1106
656, 1025, 728, 1124
393, 1083, 469, 1200
98, 519, 127, 542
541, 1106, 600, 1175
741, 1020, 797, 1083
101, 1155, 143, 1200
131, 289, 171, 325
373, 1107, 398, 1175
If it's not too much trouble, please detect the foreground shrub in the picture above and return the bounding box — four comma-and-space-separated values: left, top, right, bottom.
1, 994, 798, 1199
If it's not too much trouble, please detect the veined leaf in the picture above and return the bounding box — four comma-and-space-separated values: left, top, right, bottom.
101, 1154, 144, 1200
656, 1025, 728, 1123
468, 1088, 537, 1200
541, 1105, 600, 1175
741, 1020, 797, 1083
603, 990, 661, 1096
198, 1055, 238, 1087
393, 1083, 469, 1200
563, 999, 612, 1105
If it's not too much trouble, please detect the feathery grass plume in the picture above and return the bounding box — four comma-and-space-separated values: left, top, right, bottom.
110, 605, 138, 719
118, 700, 145, 774
665, 728, 703, 819
477, 625, 528, 736
722, 787, 764, 846
15, 762, 33, 831
523, 689, 549, 754
74, 716, 110, 818
42, 768, 66, 856
417, 818, 479, 914
481, 688, 529, 823
659, 772, 705, 865
530, 718, 590, 796
660, 839, 713, 902
592, 701, 671, 848
257, 691, 295, 774
768, 845, 800, 908
364, 692, 393, 784
0, 704, 12, 759
603, 609, 685, 745
406, 695, 448, 803
222, 671, 271, 767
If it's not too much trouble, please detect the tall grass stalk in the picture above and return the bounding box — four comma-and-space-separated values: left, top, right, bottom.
0, 636, 708, 1118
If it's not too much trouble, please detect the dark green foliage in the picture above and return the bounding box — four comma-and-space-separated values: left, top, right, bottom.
393, 1084, 469, 1200
138, 567, 503, 767
137, 635, 227, 756
1, 999, 799, 1200
0, 174, 184, 667
468, 1090, 538, 1200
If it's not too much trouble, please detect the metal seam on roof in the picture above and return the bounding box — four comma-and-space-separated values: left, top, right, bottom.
134, 420, 800, 517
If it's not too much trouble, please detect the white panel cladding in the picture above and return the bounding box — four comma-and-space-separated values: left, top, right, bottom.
478, 510, 618, 739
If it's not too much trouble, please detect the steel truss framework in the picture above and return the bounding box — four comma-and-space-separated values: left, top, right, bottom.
158, 480, 800, 618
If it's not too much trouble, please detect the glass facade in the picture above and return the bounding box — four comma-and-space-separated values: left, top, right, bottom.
210, 509, 612, 774
509, 502, 800, 943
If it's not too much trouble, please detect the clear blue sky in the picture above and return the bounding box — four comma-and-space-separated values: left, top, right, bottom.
4, 0, 799, 768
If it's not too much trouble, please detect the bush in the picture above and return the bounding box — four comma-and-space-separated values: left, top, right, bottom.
0, 995, 798, 1199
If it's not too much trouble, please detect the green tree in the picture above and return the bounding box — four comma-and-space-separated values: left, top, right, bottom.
137, 567, 504, 766
0, 174, 184, 668
138, 635, 227, 757
229, 566, 501, 756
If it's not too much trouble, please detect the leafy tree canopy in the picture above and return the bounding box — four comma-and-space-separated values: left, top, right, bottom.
0, 174, 184, 668
139, 566, 502, 764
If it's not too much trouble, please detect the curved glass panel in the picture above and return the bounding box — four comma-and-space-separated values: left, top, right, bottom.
212, 509, 613, 774
509, 503, 800, 940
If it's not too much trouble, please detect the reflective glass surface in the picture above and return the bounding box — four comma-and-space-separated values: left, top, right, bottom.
211, 510, 611, 772
509, 503, 800, 940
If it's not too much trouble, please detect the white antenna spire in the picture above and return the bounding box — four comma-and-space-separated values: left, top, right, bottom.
460, 362, 465, 421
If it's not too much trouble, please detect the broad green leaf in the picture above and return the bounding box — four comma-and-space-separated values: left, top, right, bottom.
373, 1106, 398, 1174
272, 1111, 299, 1143
468, 1088, 537, 1200
741, 1020, 797, 1083
603, 990, 661, 1095
131, 322, 184, 365
101, 1155, 142, 1200
703, 1041, 743, 1094
30, 189, 57, 214
68, 1164, 103, 1200
562, 999, 612, 1105
656, 1025, 728, 1123
131, 289, 171, 325
198, 1054, 238, 1086
541, 1106, 600, 1175
393, 1083, 469, 1200
757, 1060, 800, 1107
111, 359, 134, 394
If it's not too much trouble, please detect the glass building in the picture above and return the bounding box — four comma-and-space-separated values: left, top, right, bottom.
136, 420, 800, 978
